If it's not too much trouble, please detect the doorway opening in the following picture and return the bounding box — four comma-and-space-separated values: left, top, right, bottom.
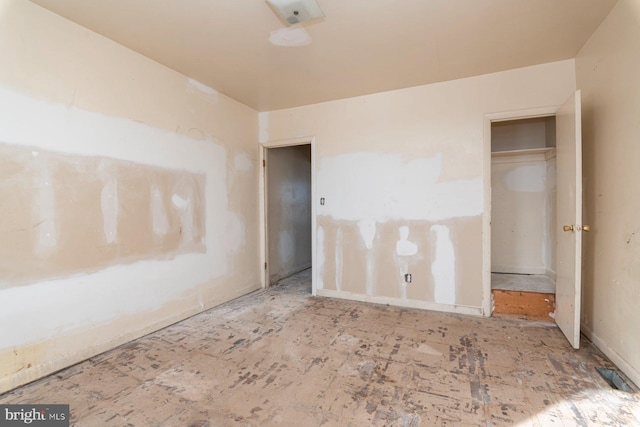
261, 140, 314, 293
490, 116, 557, 321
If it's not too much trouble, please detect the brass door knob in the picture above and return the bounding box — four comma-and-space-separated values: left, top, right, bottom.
582, 225, 590, 232
563, 225, 574, 232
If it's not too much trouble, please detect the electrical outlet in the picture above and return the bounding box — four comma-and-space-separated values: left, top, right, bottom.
404, 273, 412, 283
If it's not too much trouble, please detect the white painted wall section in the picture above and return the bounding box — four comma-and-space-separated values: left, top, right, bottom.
319, 153, 483, 222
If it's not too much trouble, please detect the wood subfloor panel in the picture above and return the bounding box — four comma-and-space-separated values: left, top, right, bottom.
492, 289, 556, 322
1, 269, 638, 426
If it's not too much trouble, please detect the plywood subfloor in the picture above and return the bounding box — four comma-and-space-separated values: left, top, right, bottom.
492, 272, 556, 293
1, 269, 639, 426
492, 289, 556, 322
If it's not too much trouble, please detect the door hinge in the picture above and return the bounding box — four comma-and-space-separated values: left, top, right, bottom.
262, 159, 266, 167
264, 262, 267, 270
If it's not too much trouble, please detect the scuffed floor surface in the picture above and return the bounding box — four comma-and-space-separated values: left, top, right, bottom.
491, 273, 556, 294
1, 270, 639, 426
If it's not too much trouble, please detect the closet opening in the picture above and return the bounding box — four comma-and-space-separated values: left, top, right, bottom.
490, 116, 557, 321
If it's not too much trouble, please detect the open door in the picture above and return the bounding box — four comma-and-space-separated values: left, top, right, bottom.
555, 90, 585, 349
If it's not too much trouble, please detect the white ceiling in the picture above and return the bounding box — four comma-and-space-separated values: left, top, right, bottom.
29, 0, 617, 111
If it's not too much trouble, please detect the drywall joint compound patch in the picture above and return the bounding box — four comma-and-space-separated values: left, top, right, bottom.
316, 225, 325, 289
431, 225, 455, 305
99, 167, 119, 245
357, 220, 376, 249
396, 226, 418, 256
335, 227, 343, 291
318, 152, 482, 222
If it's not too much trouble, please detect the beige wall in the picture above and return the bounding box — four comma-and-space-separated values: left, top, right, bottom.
576, 0, 640, 386
0, 0, 259, 393
491, 149, 556, 276
263, 60, 575, 315
267, 145, 312, 283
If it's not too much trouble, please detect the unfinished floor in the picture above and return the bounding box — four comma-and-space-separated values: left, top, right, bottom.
1, 269, 639, 426
491, 273, 557, 322
491, 273, 556, 294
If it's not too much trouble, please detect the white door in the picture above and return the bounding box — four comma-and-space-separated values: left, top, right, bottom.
555, 90, 584, 349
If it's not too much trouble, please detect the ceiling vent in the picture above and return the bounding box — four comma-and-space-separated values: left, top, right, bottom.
266, 0, 325, 26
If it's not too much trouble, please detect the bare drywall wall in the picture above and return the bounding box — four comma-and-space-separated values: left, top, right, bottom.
0, 143, 206, 286
576, 0, 640, 386
491, 149, 556, 275
267, 145, 312, 283
0, 0, 259, 393
263, 60, 576, 314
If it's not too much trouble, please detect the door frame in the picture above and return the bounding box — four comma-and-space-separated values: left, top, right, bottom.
259, 136, 317, 294
482, 106, 560, 317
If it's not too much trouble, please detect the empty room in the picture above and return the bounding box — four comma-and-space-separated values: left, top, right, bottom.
1, 0, 639, 425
